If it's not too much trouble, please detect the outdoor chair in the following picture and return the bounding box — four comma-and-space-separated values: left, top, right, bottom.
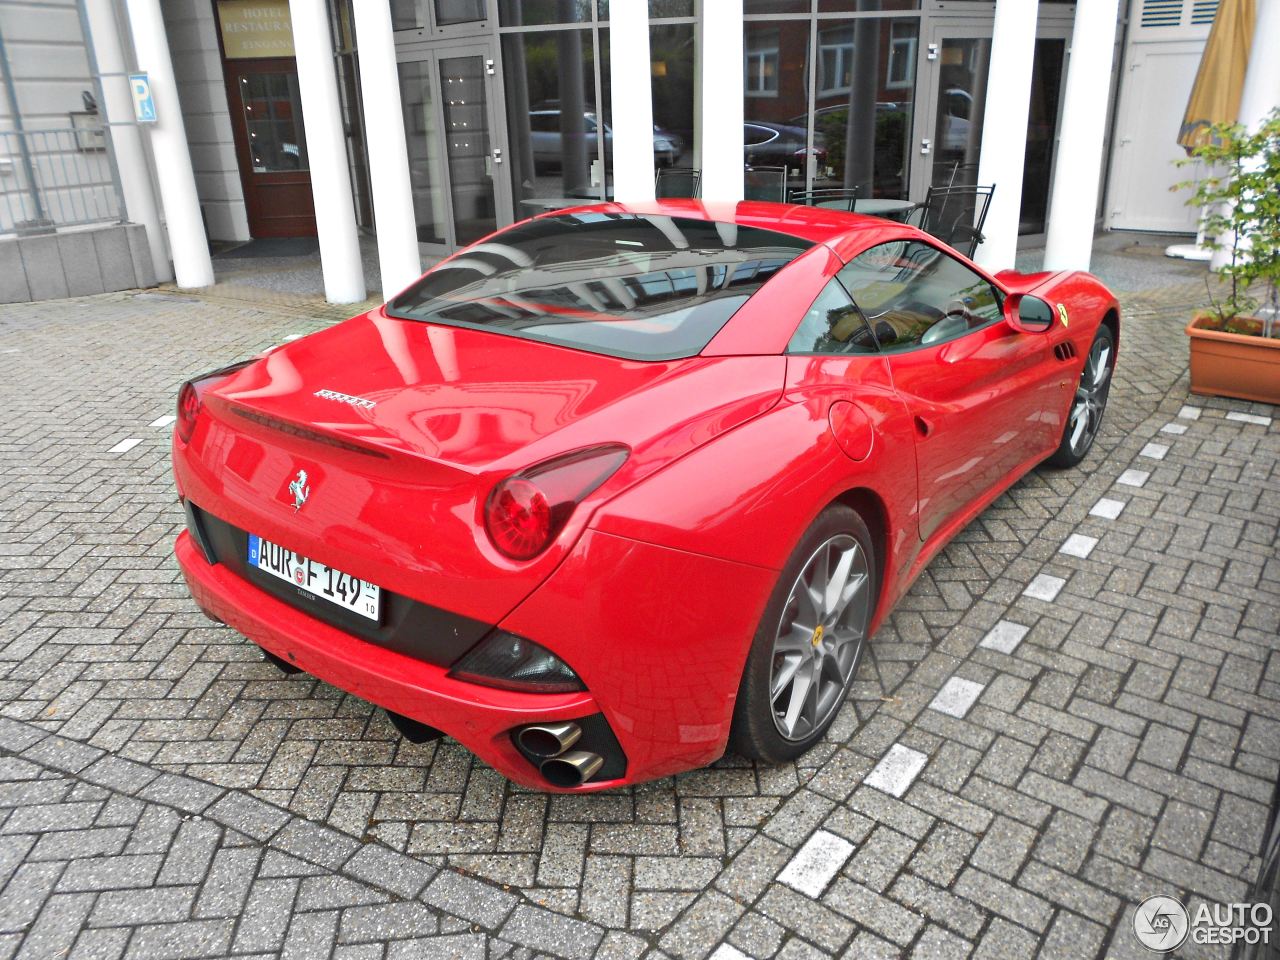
655, 166, 701, 198
788, 187, 860, 211
909, 184, 995, 258
744, 166, 788, 202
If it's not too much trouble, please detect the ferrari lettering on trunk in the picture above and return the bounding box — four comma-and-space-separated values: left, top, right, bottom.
314, 388, 376, 410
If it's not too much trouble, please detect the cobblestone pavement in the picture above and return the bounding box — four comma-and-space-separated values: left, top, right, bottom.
0, 275, 1276, 959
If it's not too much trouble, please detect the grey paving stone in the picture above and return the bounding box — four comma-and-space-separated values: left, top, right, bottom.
499, 904, 603, 960
422, 869, 517, 929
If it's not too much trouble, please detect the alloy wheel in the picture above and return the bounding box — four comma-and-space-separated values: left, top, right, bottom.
768, 534, 871, 741
1067, 335, 1112, 458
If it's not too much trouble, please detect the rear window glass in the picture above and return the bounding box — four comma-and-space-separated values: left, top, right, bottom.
386, 212, 813, 360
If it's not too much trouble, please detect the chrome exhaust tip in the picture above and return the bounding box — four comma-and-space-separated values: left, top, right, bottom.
517, 721, 582, 759
540, 750, 605, 788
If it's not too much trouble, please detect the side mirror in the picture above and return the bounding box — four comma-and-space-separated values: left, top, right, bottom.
1007, 293, 1055, 334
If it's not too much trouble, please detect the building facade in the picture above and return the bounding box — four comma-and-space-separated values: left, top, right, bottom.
0, 0, 1257, 302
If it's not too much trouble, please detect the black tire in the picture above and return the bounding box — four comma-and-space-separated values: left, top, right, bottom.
729, 505, 878, 764
1045, 323, 1115, 469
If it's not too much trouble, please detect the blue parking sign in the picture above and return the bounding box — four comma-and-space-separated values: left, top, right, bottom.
129, 73, 156, 123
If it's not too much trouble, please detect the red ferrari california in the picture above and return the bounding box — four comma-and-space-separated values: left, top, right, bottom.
172, 200, 1118, 791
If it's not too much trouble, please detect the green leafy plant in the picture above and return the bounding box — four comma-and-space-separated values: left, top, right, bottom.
1175, 109, 1280, 338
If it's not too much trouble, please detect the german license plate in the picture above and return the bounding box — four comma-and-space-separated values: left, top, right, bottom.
248, 534, 381, 621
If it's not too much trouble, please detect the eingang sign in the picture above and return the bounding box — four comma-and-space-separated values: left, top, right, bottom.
217, 0, 295, 60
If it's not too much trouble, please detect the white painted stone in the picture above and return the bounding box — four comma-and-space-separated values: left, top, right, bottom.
109, 438, 142, 454
929, 677, 985, 719
777, 829, 855, 898
1226, 411, 1272, 426
1090, 498, 1126, 519
864, 744, 928, 798
149, 415, 176, 428
1177, 405, 1202, 420
283, 334, 304, 341
1160, 423, 1188, 435
1116, 469, 1149, 488
980, 620, 1030, 654
709, 947, 753, 960
1060, 534, 1098, 558
1024, 573, 1067, 601
1140, 443, 1169, 460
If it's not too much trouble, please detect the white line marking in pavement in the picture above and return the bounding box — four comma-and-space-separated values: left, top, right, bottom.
1226, 411, 1272, 426
149, 415, 176, 428
1060, 534, 1098, 559
865, 744, 928, 798
1140, 443, 1169, 460
980, 620, 1030, 654
1117, 469, 1150, 488
1090, 498, 1126, 519
283, 334, 304, 341
1024, 573, 1066, 602
109, 438, 142, 454
930, 678, 985, 719
709, 947, 753, 960
1160, 423, 1188, 435
1178, 405, 1202, 420
1, 349, 17, 354
778, 829, 855, 898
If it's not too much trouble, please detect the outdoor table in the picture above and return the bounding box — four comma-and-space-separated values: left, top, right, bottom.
518, 197, 595, 212
855, 198, 918, 220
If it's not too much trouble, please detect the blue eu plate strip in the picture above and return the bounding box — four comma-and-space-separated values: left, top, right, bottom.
247, 534, 260, 566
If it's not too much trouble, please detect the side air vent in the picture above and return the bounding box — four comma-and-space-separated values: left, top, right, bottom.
1141, 0, 1184, 26
1054, 341, 1078, 362
1191, 0, 1219, 24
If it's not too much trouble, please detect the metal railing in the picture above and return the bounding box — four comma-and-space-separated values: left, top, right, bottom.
0, 126, 125, 236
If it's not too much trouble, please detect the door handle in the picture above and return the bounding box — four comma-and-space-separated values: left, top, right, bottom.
914, 415, 931, 437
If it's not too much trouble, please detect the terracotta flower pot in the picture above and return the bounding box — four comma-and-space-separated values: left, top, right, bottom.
1185, 312, 1280, 405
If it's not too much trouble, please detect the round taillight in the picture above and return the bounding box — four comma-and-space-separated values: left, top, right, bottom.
486, 478, 552, 560
176, 382, 201, 443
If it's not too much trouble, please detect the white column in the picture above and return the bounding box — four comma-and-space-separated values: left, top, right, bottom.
1210, 0, 1280, 270
123, 0, 214, 288
352, 0, 420, 300
698, 0, 744, 204
608, 2, 655, 202
974, 0, 1038, 271
1043, 0, 1122, 271
82, 0, 170, 282
288, 0, 365, 303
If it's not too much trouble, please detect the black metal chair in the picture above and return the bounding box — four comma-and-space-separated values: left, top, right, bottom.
910, 184, 995, 258
655, 167, 701, 198
744, 166, 788, 202
788, 187, 860, 211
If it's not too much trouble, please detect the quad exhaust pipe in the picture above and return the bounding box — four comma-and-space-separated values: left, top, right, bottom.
516, 721, 604, 787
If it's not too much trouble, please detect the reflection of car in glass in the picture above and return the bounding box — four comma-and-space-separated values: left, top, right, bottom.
528, 109, 680, 170
940, 88, 973, 153
745, 120, 826, 171
173, 200, 1120, 792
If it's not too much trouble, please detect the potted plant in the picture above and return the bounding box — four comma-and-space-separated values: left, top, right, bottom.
1176, 110, 1280, 404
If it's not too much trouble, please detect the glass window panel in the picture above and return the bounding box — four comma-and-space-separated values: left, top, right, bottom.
838, 241, 1002, 352
787, 279, 879, 355
391, 0, 422, 30
238, 73, 308, 173
931, 37, 989, 190
398, 60, 448, 245
1021, 38, 1066, 234
645, 23, 695, 178
818, 0, 920, 11
744, 0, 810, 13
435, 0, 485, 24
501, 29, 601, 209
440, 54, 499, 245
812, 17, 917, 200
499, 0, 592, 26
742, 20, 812, 190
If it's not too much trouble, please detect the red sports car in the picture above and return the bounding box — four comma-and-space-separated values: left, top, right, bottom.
172, 200, 1118, 791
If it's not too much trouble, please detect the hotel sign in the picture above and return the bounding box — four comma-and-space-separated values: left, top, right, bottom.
217, 0, 295, 59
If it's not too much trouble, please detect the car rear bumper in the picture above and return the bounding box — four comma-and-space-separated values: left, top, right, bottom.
175, 523, 778, 789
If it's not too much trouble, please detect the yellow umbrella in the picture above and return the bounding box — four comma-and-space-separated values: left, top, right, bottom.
1178, 0, 1256, 150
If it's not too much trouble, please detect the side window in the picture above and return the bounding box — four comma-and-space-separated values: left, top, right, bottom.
837, 240, 1003, 353
786, 279, 880, 356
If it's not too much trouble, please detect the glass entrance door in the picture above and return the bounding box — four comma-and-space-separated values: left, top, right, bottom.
914, 19, 1072, 236
397, 42, 511, 254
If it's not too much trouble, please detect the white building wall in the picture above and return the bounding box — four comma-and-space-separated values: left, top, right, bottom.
159, 0, 248, 242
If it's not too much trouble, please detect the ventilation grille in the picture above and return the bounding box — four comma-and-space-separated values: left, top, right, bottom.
1054, 341, 1078, 362
1191, 0, 1219, 24
1141, 0, 1184, 26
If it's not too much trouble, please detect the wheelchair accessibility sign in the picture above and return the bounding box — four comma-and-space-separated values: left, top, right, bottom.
129, 73, 156, 123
